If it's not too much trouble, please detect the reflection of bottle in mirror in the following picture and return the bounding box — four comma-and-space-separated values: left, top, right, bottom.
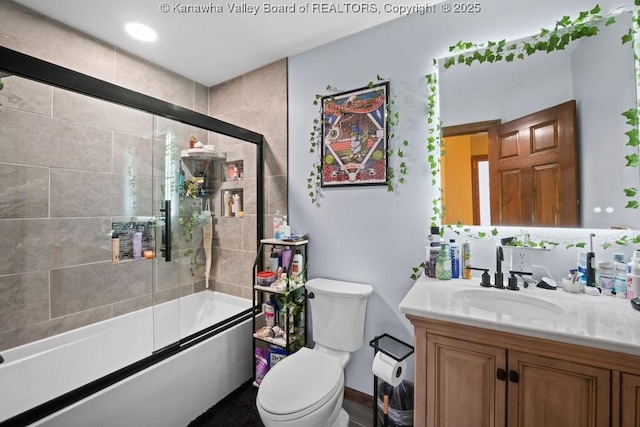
450, 239, 460, 278
427, 226, 440, 278
462, 243, 472, 279
133, 230, 142, 260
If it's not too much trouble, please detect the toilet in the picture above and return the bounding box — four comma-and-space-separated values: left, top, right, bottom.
256, 277, 373, 427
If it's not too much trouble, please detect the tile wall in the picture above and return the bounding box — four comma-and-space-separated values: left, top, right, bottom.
0, 0, 288, 351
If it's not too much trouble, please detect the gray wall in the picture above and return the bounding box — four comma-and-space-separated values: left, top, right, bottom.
288, 0, 634, 394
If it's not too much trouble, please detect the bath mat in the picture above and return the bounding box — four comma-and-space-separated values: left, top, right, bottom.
187, 380, 264, 426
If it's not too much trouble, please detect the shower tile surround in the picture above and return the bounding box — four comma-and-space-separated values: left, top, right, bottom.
0, 0, 288, 351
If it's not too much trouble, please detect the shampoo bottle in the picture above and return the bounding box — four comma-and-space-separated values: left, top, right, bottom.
133, 229, 142, 260
427, 226, 441, 278
111, 235, 120, 263
462, 242, 472, 279
291, 250, 304, 279
273, 210, 283, 238
265, 294, 279, 327
269, 248, 279, 273
449, 239, 460, 279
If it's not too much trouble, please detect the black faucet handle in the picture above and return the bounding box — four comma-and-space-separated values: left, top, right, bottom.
469, 267, 492, 287
507, 272, 520, 291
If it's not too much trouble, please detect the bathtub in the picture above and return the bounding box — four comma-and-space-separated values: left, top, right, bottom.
0, 290, 253, 426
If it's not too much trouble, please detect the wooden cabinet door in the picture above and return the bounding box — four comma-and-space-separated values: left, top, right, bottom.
622, 373, 640, 426
507, 350, 610, 427
426, 334, 506, 427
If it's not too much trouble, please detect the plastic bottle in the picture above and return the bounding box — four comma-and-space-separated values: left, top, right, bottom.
255, 348, 269, 384
133, 229, 142, 260
462, 242, 472, 279
427, 226, 441, 278
265, 294, 279, 327
178, 164, 185, 189
111, 235, 120, 263
291, 250, 304, 278
436, 242, 452, 280
449, 239, 460, 279
269, 248, 279, 273
627, 250, 640, 299
273, 210, 283, 238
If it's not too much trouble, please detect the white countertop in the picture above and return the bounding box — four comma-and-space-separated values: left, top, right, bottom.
399, 274, 640, 356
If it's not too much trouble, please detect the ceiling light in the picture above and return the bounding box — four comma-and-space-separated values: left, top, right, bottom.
125, 22, 157, 42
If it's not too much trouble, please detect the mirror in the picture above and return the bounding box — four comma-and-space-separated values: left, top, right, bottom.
438, 11, 639, 229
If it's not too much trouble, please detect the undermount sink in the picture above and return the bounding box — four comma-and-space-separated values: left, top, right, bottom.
453, 289, 565, 319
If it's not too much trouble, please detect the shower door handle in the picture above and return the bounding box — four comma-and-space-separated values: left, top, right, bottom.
160, 200, 172, 262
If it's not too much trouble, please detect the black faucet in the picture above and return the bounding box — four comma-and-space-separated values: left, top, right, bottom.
494, 246, 504, 289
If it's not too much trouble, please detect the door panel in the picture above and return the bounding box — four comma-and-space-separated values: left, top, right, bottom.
507, 350, 610, 427
621, 373, 640, 427
427, 334, 506, 427
489, 100, 578, 226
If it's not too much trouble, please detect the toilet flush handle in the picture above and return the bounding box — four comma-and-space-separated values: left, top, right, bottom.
307, 292, 315, 299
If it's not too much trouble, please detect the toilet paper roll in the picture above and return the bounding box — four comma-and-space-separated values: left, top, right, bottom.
372, 352, 406, 387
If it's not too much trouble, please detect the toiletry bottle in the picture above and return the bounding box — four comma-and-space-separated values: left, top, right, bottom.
265, 294, 279, 327
133, 229, 142, 260
279, 217, 291, 238
111, 234, 120, 263
273, 210, 283, 238
462, 242, 472, 279
255, 348, 269, 384
232, 194, 241, 216
427, 226, 441, 278
449, 239, 460, 279
291, 250, 304, 279
179, 164, 185, 189
233, 165, 239, 181
436, 242, 452, 280
627, 250, 640, 299
269, 248, 279, 273
224, 191, 232, 217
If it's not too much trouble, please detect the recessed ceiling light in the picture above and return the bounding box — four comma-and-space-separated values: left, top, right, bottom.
125, 22, 157, 42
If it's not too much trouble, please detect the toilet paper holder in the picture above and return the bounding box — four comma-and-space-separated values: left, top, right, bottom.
369, 334, 414, 427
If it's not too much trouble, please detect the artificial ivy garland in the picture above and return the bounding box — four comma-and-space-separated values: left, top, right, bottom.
307, 76, 409, 204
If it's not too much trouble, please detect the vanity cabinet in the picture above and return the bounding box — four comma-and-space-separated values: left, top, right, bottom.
410, 317, 634, 427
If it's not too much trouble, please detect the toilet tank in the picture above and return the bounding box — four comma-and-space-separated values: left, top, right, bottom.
305, 278, 373, 352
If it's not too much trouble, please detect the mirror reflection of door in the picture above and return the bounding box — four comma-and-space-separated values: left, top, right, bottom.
442, 100, 579, 227
442, 120, 499, 226
489, 100, 578, 227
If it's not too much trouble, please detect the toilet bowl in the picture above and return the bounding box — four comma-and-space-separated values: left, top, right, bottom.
256, 278, 373, 427
256, 348, 346, 427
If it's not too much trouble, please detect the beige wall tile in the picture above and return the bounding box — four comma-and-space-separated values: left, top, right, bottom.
0, 75, 53, 116
0, 1, 116, 82
0, 163, 49, 219
216, 249, 254, 288
215, 217, 244, 250
50, 260, 152, 317
218, 96, 287, 139
0, 271, 49, 332
112, 132, 153, 177
194, 83, 209, 115
209, 76, 243, 116
112, 294, 153, 318
54, 88, 154, 138
264, 135, 288, 178
243, 59, 287, 107
0, 107, 112, 172
50, 169, 152, 217
0, 218, 111, 276
267, 175, 288, 215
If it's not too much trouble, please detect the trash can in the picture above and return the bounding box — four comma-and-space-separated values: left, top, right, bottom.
376, 380, 414, 426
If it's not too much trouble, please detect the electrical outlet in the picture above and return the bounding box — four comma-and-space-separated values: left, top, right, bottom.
511, 249, 532, 273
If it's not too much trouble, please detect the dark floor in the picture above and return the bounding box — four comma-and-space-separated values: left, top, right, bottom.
187, 381, 373, 427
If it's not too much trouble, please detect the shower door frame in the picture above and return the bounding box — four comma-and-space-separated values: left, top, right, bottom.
0, 45, 265, 426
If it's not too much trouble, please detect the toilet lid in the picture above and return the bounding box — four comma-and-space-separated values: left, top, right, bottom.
257, 348, 343, 416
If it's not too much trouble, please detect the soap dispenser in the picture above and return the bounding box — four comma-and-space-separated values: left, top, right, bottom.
436, 242, 452, 280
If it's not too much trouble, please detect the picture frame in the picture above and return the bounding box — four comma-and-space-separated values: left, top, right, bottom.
320, 82, 389, 187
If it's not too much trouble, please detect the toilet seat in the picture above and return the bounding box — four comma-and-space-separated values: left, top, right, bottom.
257, 348, 343, 420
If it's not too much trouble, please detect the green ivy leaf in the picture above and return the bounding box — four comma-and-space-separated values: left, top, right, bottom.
626, 200, 640, 209
605, 17, 616, 26
491, 228, 499, 236
624, 187, 638, 197
576, 242, 587, 248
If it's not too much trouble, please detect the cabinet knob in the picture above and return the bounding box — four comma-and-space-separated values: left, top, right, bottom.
509, 370, 519, 383
496, 368, 506, 381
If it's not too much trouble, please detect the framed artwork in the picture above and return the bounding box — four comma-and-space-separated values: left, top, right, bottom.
320, 82, 389, 187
